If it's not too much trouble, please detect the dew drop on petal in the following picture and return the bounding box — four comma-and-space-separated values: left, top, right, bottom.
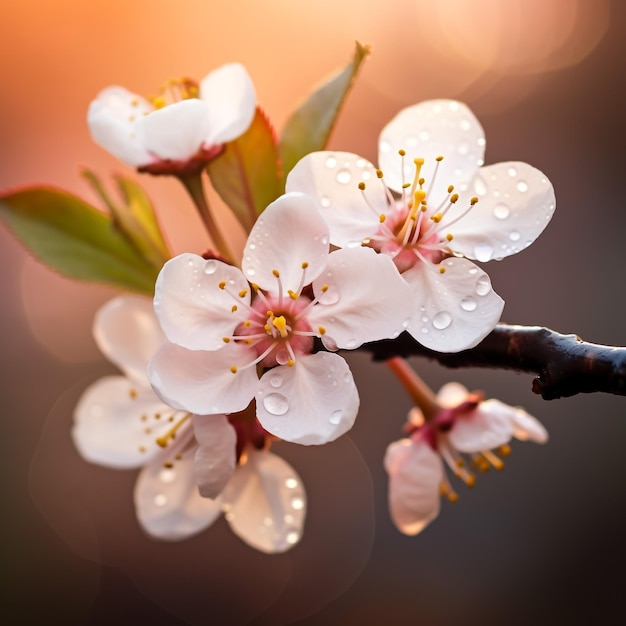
460, 297, 477, 312
291, 497, 304, 510
468, 267, 478, 275
343, 372, 351, 383
154, 494, 167, 507
204, 260, 218, 274
330, 409, 343, 425
246, 268, 256, 277
380, 140, 391, 153
406, 136, 417, 147
336, 169, 351, 184
460, 119, 471, 131
421, 327, 429, 334
320, 195, 331, 208
509, 230, 521, 242
418, 130, 430, 141
516, 180, 529, 192
432, 311, 452, 330
474, 243, 493, 262
285, 478, 298, 489
457, 142, 470, 156
159, 469, 176, 484
346, 338, 357, 348
325, 156, 337, 168
187, 259, 195, 267
286, 531, 300, 545
476, 275, 492, 296
262, 393, 289, 416
508, 167, 517, 177
474, 177, 487, 196
493, 203, 510, 220
269, 374, 283, 388
275, 349, 291, 365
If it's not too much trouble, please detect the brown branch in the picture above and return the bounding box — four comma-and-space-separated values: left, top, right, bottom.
360, 324, 626, 400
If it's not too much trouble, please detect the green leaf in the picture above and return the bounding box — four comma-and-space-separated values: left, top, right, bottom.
279, 41, 370, 177
0, 186, 161, 294
206, 107, 282, 232
82, 169, 170, 268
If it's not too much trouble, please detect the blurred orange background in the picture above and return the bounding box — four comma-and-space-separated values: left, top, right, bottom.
2, 1, 625, 624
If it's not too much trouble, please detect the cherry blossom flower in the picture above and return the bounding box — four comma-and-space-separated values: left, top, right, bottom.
384, 381, 548, 536
286, 99, 556, 352
72, 295, 306, 552
87, 63, 255, 175
148, 192, 413, 445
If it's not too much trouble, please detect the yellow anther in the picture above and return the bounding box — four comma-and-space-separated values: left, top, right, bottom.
447, 185, 455, 193
187, 85, 199, 97
264, 324, 271, 333
436, 155, 444, 162
465, 475, 476, 488
164, 461, 173, 469
358, 182, 366, 190
287, 359, 295, 367
498, 444, 512, 457
398, 149, 406, 156
141, 415, 147, 422
455, 459, 465, 468
301, 261, 309, 269
318, 325, 326, 335
450, 193, 459, 203
470, 196, 479, 205
244, 320, 251, 327
175, 454, 182, 460
131, 98, 139, 106
288, 290, 298, 300
439, 267, 446, 274
155, 413, 161, 419
230, 365, 238, 374
152, 96, 166, 109
379, 214, 386, 223
272, 269, 280, 278
431, 213, 443, 223
439, 484, 448, 496
129, 388, 137, 399
245, 339, 254, 344
232, 305, 238, 312
238, 289, 248, 298
218, 281, 226, 289
251, 283, 260, 292
266, 310, 274, 317
448, 492, 460, 503
446, 233, 454, 241
222, 337, 231, 343
139, 446, 147, 453
272, 315, 289, 338
414, 157, 424, 166
321, 284, 329, 293
402, 183, 411, 189
418, 177, 425, 186
376, 169, 384, 178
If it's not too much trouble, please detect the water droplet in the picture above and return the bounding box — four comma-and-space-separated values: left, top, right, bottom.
262, 393, 289, 416
433, 103, 443, 114
320, 287, 339, 305
402, 318, 410, 329
320, 195, 331, 208
474, 243, 493, 262
418, 130, 430, 141
343, 372, 351, 383
321, 235, 329, 245
449, 101, 460, 111
474, 177, 487, 196
516, 180, 528, 192
346, 338, 357, 348
187, 259, 195, 267
508, 167, 517, 177
380, 140, 391, 153
336, 168, 351, 184
286, 531, 300, 545
468, 267, 478, 275
460, 119, 471, 131
421, 327, 429, 334
457, 142, 469, 156
285, 478, 298, 489
421, 316, 429, 324
330, 409, 343, 425
154, 494, 167, 507
406, 136, 417, 147
159, 469, 176, 484
275, 349, 291, 365
460, 297, 477, 312
477, 137, 486, 147
291, 497, 304, 510
493, 203, 510, 220
325, 156, 337, 168
246, 268, 256, 277
269, 374, 283, 388
356, 158, 367, 168
249, 243, 256, 250
432, 311, 452, 330
284, 514, 294, 523
509, 230, 521, 242
476, 275, 491, 296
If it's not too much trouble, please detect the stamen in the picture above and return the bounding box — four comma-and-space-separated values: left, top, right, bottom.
156, 414, 191, 448
481, 449, 505, 471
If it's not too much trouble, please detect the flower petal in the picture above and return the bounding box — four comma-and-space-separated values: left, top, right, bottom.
135, 98, 211, 161
403, 257, 504, 352
256, 352, 359, 445
222, 449, 306, 553
384, 438, 443, 536
436, 382, 470, 408
192, 414, 237, 499
134, 445, 222, 541
154, 253, 249, 351
378, 100, 484, 205
200, 63, 256, 145
94, 295, 164, 385
448, 162, 556, 262
286, 151, 387, 248
242, 193, 330, 292
148, 341, 259, 415
509, 407, 549, 443
72, 376, 174, 469
308, 247, 413, 348
87, 86, 153, 167
448, 399, 515, 453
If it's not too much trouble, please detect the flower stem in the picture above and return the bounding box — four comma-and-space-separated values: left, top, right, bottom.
386, 357, 440, 421
179, 173, 235, 263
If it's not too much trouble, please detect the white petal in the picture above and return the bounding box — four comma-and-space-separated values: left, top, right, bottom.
134, 446, 222, 541
404, 257, 504, 352
192, 414, 237, 498
308, 247, 413, 349
87, 86, 153, 166
448, 399, 515, 453
242, 193, 330, 292
135, 98, 211, 161
94, 295, 164, 385
378, 100, 484, 205
286, 151, 386, 248
222, 449, 306, 553
448, 162, 556, 261
200, 63, 256, 145
436, 382, 470, 408
384, 438, 443, 536
72, 376, 174, 469
154, 253, 249, 351
509, 407, 549, 443
148, 341, 259, 415
255, 352, 359, 445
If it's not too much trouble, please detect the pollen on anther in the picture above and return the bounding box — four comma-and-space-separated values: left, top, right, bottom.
139, 446, 147, 453
244, 320, 251, 327
164, 461, 174, 469
499, 444, 512, 457
232, 305, 238, 312
439, 267, 446, 274
155, 413, 161, 419
301, 262, 309, 269
431, 213, 443, 223
287, 359, 295, 367
448, 185, 455, 193
402, 183, 411, 189
175, 454, 182, 460
288, 290, 298, 300
470, 196, 479, 205
398, 149, 406, 156
379, 214, 386, 223
222, 337, 231, 343
321, 284, 329, 293
238, 289, 248, 298
318, 325, 326, 335
376, 169, 384, 178
446, 233, 454, 241
230, 365, 238, 374
358, 182, 366, 190
129, 388, 138, 399
141, 414, 147, 422
272, 269, 280, 278
218, 281, 226, 289
436, 155, 444, 162
450, 193, 459, 203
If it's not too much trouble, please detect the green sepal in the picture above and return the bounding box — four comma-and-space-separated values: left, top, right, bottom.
279, 41, 370, 177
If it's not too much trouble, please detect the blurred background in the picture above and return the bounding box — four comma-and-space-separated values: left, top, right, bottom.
2, 0, 626, 623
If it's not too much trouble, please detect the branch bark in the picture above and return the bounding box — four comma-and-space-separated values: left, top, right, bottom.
360, 324, 626, 400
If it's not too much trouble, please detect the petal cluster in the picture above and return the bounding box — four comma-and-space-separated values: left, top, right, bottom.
384, 382, 548, 535
87, 63, 256, 171
287, 99, 556, 352
148, 192, 413, 445
72, 296, 306, 551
